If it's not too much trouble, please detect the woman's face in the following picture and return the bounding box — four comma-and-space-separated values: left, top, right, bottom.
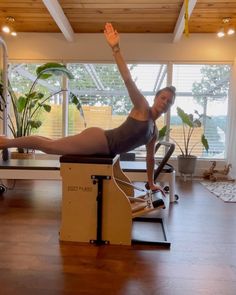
154, 90, 174, 114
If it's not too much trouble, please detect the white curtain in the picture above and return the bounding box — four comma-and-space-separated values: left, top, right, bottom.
226, 58, 236, 179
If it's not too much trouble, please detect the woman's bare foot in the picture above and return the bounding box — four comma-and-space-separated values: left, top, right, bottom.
0, 136, 9, 149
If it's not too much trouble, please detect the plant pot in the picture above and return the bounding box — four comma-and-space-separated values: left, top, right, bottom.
177, 155, 197, 175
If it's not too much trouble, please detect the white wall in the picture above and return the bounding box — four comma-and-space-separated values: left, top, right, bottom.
3, 32, 236, 63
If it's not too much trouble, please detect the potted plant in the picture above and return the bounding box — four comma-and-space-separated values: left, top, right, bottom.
170, 107, 210, 176
0, 62, 85, 155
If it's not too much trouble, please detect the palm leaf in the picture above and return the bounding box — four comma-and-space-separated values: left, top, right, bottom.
158, 125, 170, 141
36, 63, 74, 80
201, 134, 209, 152
177, 107, 194, 127
69, 92, 86, 127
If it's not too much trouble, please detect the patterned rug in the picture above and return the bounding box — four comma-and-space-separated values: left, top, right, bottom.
201, 180, 236, 202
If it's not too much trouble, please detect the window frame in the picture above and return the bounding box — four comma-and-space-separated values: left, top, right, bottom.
6, 59, 232, 161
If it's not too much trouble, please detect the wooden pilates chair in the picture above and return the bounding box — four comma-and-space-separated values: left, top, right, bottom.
59, 142, 175, 247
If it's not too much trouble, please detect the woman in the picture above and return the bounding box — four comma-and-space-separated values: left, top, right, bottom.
0, 23, 175, 191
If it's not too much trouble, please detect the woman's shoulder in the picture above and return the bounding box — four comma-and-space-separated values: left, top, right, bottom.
129, 105, 150, 120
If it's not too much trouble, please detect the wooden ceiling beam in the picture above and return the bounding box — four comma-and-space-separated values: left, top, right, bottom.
42, 0, 75, 42
173, 0, 198, 43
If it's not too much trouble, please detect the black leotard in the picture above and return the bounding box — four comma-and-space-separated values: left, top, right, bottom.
104, 116, 156, 155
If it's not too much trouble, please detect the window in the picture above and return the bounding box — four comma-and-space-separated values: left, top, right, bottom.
67, 63, 168, 156
8, 63, 64, 139
172, 64, 230, 159
8, 62, 230, 160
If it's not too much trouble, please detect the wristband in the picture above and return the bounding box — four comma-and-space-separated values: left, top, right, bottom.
112, 45, 120, 53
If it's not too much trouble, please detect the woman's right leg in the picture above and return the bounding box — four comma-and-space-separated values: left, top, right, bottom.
0, 127, 110, 155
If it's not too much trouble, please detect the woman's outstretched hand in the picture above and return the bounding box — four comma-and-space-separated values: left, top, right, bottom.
150, 184, 166, 197
104, 22, 120, 48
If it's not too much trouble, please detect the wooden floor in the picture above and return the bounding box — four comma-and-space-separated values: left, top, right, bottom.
0, 179, 236, 295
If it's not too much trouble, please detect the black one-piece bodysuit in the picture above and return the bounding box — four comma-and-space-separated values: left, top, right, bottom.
104, 116, 157, 155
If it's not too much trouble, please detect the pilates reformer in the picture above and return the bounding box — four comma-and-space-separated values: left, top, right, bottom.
0, 142, 177, 198
0, 157, 61, 193
0, 155, 176, 198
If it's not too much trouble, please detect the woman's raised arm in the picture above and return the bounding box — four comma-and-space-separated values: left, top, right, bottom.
104, 23, 148, 112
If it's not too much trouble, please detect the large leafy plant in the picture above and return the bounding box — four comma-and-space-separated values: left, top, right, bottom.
0, 63, 85, 144
171, 107, 209, 157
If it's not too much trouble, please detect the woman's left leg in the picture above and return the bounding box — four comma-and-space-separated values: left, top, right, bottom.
0, 127, 110, 155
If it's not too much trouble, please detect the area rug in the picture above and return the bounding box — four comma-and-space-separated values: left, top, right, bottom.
200, 180, 236, 202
